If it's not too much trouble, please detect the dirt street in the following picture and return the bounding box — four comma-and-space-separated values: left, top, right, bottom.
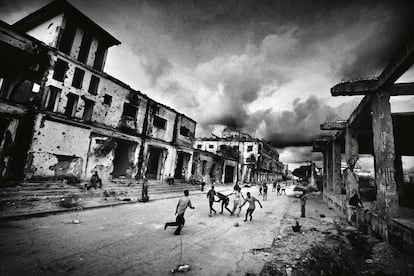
0, 184, 295, 275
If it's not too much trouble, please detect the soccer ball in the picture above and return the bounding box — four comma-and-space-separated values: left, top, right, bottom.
234, 222, 239, 227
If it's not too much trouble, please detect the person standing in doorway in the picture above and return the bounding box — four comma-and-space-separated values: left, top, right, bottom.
164, 190, 195, 235
239, 192, 263, 222
276, 183, 281, 196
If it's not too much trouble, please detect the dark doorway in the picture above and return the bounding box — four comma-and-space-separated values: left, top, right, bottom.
174, 152, 190, 180
112, 140, 132, 178
224, 165, 235, 183
147, 147, 163, 179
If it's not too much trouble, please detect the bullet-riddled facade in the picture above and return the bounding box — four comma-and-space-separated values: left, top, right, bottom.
0, 0, 195, 183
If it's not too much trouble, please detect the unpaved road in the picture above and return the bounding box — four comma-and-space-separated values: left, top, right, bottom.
0, 184, 294, 276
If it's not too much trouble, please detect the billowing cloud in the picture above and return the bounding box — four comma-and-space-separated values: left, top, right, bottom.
3, 0, 414, 167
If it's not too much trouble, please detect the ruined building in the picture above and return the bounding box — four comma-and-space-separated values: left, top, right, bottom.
195, 128, 285, 184
0, 0, 196, 184
313, 33, 414, 255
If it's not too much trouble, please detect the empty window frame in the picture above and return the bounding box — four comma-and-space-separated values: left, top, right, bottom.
82, 98, 94, 121
197, 144, 202, 149
44, 86, 61, 111
65, 93, 79, 117
208, 144, 214, 149
53, 59, 68, 82
180, 126, 190, 137
247, 145, 253, 152
153, 116, 167, 129
88, 75, 99, 95
122, 103, 138, 118
78, 32, 92, 63
219, 145, 226, 150
72, 68, 85, 89
103, 94, 112, 106
93, 42, 106, 71
58, 19, 76, 55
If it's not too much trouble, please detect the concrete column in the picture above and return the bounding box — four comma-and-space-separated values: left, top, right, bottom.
371, 92, 399, 217
345, 127, 359, 197
323, 150, 328, 190
332, 139, 342, 194
327, 143, 333, 192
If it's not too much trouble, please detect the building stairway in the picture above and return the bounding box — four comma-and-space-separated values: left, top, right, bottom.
0, 178, 203, 203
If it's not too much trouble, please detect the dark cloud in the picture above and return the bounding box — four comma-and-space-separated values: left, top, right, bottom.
3, 0, 413, 163
246, 97, 359, 147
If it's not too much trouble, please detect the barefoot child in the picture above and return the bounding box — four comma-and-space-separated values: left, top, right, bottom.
239, 192, 263, 221
207, 186, 217, 216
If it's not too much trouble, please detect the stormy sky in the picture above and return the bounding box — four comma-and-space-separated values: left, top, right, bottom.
2, 0, 414, 169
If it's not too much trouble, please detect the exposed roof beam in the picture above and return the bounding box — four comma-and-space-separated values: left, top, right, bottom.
331, 33, 414, 97
331, 79, 378, 96
331, 81, 414, 96
320, 121, 347, 130
387, 82, 414, 95
347, 95, 372, 127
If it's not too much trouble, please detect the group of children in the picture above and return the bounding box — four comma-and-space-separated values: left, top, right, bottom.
206, 183, 264, 222
164, 181, 288, 235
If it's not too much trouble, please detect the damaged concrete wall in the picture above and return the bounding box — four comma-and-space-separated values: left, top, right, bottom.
0, 114, 20, 180
44, 53, 148, 134
85, 135, 141, 180
147, 104, 176, 142
25, 114, 90, 179
26, 14, 64, 48
192, 150, 223, 185
141, 140, 176, 180
176, 115, 196, 147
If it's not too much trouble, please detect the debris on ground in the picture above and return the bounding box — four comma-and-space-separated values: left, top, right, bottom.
260, 193, 414, 276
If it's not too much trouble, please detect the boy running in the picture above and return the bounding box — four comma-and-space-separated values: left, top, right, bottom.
239, 192, 263, 221
164, 190, 195, 235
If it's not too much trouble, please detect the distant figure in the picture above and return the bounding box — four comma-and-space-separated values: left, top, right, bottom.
281, 185, 286, 195
86, 171, 102, 190
347, 192, 363, 223
272, 181, 277, 192
201, 175, 207, 191
263, 183, 268, 201
276, 183, 281, 196
300, 191, 307, 217
234, 182, 241, 192
258, 182, 263, 195
141, 178, 149, 202
207, 186, 217, 216
239, 192, 263, 221
165, 190, 195, 235
167, 174, 174, 185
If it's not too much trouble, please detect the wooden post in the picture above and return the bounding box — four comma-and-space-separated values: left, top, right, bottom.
332, 139, 342, 194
